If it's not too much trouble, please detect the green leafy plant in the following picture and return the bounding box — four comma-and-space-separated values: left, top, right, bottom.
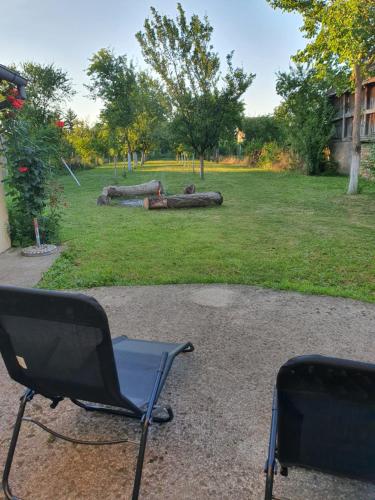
3, 117, 64, 246
267, 0, 375, 193
276, 66, 335, 175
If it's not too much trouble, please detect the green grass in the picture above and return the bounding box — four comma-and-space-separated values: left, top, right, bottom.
39, 161, 375, 302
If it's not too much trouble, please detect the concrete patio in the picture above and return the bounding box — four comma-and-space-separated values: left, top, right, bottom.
0, 247, 61, 287
0, 282, 374, 499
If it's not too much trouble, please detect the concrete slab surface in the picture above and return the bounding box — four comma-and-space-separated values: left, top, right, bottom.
0, 284, 374, 499
0, 247, 61, 287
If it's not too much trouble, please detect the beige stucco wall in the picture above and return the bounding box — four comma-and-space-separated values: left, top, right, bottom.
0, 160, 11, 253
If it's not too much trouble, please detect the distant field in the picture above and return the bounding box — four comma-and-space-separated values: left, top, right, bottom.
40, 161, 375, 302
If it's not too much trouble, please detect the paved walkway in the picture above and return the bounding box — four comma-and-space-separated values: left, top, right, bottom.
0, 280, 374, 499
0, 247, 60, 287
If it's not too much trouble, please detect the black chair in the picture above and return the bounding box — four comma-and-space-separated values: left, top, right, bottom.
0, 285, 194, 500
264, 355, 375, 500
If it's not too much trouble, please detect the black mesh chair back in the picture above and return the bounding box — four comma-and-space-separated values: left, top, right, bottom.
0, 285, 194, 500
0, 286, 139, 414
276, 355, 375, 482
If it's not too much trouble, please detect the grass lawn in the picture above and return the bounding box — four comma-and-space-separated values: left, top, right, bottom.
39, 161, 375, 302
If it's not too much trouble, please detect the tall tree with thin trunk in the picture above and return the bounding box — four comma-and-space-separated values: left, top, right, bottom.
86, 49, 138, 172
267, 0, 375, 194
136, 3, 254, 179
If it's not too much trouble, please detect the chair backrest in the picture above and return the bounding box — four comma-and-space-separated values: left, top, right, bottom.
0, 286, 140, 414
277, 355, 375, 483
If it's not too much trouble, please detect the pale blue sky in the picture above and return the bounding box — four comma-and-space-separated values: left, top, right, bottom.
1, 0, 305, 122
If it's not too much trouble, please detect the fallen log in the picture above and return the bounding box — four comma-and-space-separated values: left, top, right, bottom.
144, 192, 223, 210
97, 180, 163, 205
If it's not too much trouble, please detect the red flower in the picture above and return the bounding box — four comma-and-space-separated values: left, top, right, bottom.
55, 120, 65, 128
13, 99, 24, 109
18, 166, 29, 173
7, 95, 24, 109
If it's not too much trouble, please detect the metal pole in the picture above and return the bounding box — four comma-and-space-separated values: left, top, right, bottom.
61, 158, 81, 186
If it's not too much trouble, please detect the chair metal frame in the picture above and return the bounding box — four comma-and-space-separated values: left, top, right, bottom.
264, 355, 375, 500
0, 285, 194, 500
3, 344, 194, 500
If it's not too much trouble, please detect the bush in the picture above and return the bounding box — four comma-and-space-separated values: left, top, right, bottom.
3, 118, 64, 246
276, 66, 335, 175
259, 141, 282, 166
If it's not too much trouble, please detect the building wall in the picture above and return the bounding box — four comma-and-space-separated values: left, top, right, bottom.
331, 141, 374, 174
0, 161, 10, 253
330, 140, 352, 174
330, 79, 375, 174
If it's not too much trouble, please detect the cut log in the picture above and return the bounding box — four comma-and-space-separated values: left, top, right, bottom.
144, 192, 223, 210
143, 197, 168, 209
98, 180, 163, 205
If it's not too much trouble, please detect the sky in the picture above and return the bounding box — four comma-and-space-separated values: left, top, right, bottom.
2, 0, 305, 123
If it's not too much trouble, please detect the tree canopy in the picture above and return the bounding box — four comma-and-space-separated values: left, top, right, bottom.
267, 0, 375, 192
276, 65, 334, 174
136, 3, 255, 177
20, 62, 75, 124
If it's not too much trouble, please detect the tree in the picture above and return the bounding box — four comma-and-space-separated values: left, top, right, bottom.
129, 71, 170, 165
276, 66, 334, 174
241, 115, 283, 146
66, 120, 98, 165
87, 49, 138, 171
64, 108, 77, 132
136, 3, 255, 178
20, 62, 75, 124
267, 0, 375, 193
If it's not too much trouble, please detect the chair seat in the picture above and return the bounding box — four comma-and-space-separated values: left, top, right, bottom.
112, 336, 187, 408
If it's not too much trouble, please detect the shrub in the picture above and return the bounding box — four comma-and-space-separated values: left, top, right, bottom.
276, 66, 335, 175
3, 118, 64, 246
259, 141, 282, 167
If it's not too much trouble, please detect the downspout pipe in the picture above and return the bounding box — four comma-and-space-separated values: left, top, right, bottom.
0, 64, 28, 99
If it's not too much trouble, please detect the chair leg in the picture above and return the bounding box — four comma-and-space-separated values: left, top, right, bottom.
132, 417, 150, 500
264, 388, 278, 500
2, 389, 34, 500
132, 352, 169, 500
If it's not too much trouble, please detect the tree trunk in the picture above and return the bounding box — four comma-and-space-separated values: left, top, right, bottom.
199, 154, 204, 179
348, 64, 362, 195
133, 151, 138, 169
141, 150, 145, 167
144, 192, 223, 210
98, 180, 163, 205
127, 151, 132, 172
